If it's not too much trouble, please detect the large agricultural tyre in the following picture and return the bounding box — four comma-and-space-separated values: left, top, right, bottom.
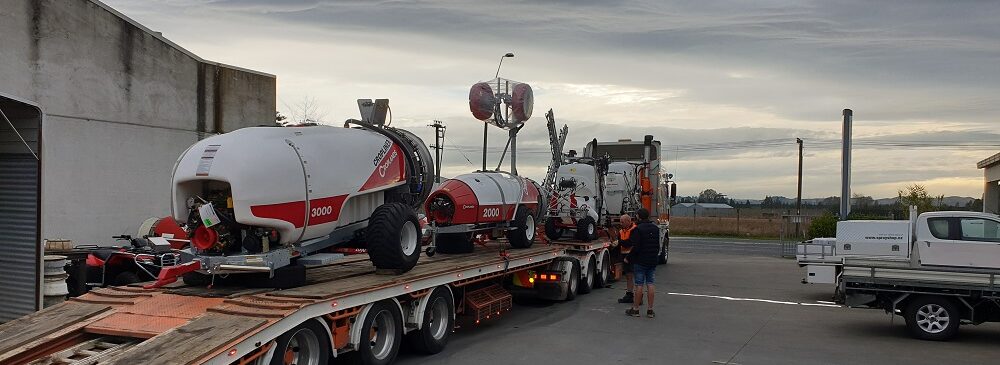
268, 320, 331, 365
904, 296, 960, 341
356, 300, 404, 365
367, 203, 422, 273
575, 217, 597, 242
435, 232, 475, 254
406, 286, 455, 354
544, 218, 564, 241
508, 206, 536, 248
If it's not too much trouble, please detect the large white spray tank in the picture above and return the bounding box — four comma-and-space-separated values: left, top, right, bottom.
544, 162, 604, 241
424, 77, 542, 254
147, 100, 435, 288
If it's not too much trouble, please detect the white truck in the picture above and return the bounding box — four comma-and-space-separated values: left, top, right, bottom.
813, 211, 1000, 340
796, 211, 1000, 284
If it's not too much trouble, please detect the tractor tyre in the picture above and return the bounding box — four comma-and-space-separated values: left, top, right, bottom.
508, 206, 536, 249
367, 203, 422, 274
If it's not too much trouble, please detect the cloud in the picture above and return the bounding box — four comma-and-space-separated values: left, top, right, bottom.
100, 0, 1000, 199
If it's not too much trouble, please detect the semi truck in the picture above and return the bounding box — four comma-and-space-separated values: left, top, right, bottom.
823, 210, 1000, 340
0, 236, 619, 365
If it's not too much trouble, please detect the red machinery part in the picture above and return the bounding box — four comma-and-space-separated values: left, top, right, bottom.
143, 261, 202, 289
469, 82, 496, 120
424, 179, 479, 224
152, 216, 190, 249
510, 83, 534, 122
192, 225, 219, 250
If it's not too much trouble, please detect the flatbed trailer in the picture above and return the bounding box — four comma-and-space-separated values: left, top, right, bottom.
840, 257, 1000, 341
0, 237, 617, 365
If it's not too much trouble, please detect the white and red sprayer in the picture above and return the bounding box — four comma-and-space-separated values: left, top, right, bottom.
147, 99, 435, 288
424, 70, 543, 254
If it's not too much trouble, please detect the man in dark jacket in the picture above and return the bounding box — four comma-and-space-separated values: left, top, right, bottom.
625, 208, 660, 318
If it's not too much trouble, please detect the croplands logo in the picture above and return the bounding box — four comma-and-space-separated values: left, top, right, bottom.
372, 140, 391, 166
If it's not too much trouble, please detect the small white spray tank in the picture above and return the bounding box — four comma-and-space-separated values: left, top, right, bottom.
147, 99, 435, 288
424, 72, 542, 254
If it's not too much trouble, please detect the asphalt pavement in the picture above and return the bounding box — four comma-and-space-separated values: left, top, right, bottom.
394, 237, 1000, 365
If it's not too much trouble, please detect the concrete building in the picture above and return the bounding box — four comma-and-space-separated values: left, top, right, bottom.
978, 152, 1000, 214
671, 202, 735, 218
0, 0, 276, 321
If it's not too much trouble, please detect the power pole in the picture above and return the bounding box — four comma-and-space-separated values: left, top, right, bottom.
429, 120, 446, 183
796, 138, 803, 237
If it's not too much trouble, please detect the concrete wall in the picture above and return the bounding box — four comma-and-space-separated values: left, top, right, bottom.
0, 0, 276, 245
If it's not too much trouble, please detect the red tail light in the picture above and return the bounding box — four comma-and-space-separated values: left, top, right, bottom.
192, 225, 219, 250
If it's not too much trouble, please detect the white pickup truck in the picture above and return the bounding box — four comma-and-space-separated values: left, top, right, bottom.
797, 210, 1000, 284
802, 210, 1000, 340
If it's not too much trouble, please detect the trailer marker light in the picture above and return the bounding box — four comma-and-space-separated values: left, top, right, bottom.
528, 277, 534, 283
457, 273, 463, 278
228, 348, 238, 356
332, 301, 339, 307
404, 284, 411, 290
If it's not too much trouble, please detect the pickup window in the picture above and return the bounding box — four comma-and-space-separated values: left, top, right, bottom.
927, 218, 950, 239
959, 218, 1000, 242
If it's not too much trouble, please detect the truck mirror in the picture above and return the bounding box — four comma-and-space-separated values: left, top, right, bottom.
670, 183, 677, 204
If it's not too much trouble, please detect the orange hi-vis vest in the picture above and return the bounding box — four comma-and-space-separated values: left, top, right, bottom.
620, 224, 636, 253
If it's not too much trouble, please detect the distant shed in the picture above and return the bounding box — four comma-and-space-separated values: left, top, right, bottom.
978, 152, 1000, 214
671, 202, 735, 217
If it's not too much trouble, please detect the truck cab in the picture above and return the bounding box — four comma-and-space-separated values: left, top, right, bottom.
914, 211, 1000, 268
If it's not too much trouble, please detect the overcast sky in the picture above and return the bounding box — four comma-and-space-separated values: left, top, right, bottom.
105, 0, 1000, 199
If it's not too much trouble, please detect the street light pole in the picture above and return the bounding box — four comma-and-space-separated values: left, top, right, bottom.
483, 52, 514, 172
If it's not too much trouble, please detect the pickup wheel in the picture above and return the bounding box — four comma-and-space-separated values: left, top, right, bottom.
356, 301, 403, 365
904, 296, 960, 341
407, 286, 454, 354
367, 203, 421, 274
544, 218, 564, 240
269, 320, 330, 365
508, 206, 535, 248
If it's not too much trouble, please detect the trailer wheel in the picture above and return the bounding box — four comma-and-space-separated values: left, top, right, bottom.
357, 301, 403, 365
595, 250, 612, 288
565, 259, 580, 301
579, 256, 596, 294
544, 218, 564, 240
269, 320, 330, 365
904, 296, 960, 341
575, 217, 596, 242
407, 286, 454, 354
367, 203, 421, 273
657, 232, 669, 265
436, 233, 475, 254
508, 206, 535, 248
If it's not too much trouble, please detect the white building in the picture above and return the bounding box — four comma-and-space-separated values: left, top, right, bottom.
0, 0, 276, 321
979, 152, 1000, 214
670, 202, 736, 218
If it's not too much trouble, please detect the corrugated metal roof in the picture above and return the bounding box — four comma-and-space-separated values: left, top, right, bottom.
978, 152, 1000, 169
671, 203, 734, 209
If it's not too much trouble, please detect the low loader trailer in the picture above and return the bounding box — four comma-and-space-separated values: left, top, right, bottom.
0, 235, 618, 365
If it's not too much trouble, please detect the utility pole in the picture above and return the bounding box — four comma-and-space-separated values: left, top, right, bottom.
428, 120, 446, 183
796, 138, 803, 237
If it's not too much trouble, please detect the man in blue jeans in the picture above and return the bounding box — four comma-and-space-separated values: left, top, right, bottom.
625, 208, 659, 318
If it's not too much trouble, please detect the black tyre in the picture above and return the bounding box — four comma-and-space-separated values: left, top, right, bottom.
357, 301, 403, 365
658, 231, 670, 265
269, 320, 330, 365
579, 256, 596, 294
544, 218, 564, 240
565, 259, 580, 301
904, 296, 960, 341
595, 250, 612, 288
367, 203, 422, 273
435, 232, 475, 254
113, 271, 141, 286
575, 217, 597, 242
508, 206, 536, 248
407, 286, 454, 354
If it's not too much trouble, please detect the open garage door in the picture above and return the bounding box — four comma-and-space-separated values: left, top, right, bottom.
0, 95, 41, 322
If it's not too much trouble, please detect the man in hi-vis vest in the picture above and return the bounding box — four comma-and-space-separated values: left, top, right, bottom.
617, 214, 637, 303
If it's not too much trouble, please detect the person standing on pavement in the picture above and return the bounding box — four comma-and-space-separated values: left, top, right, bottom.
617, 214, 637, 304
625, 208, 659, 318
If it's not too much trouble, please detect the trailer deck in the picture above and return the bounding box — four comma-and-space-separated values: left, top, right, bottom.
0, 242, 567, 365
